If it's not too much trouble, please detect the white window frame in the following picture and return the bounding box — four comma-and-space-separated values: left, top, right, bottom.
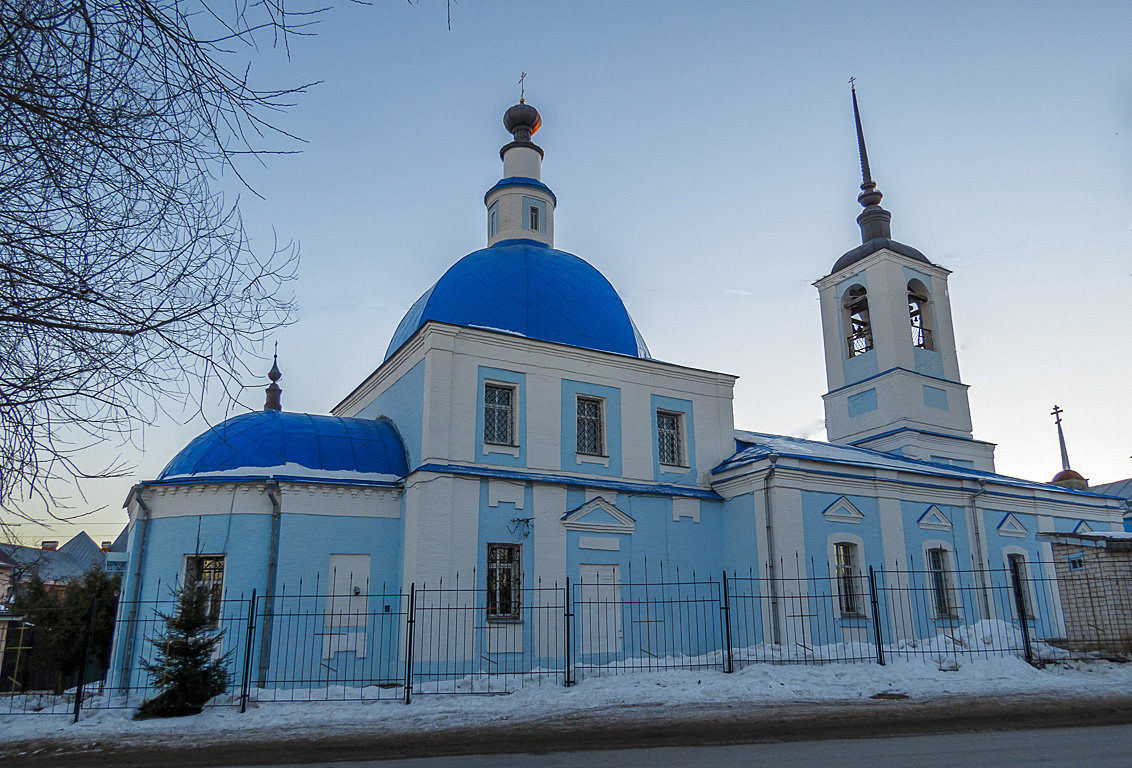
183, 554, 225, 628
528, 204, 540, 232
576, 395, 606, 457
486, 543, 521, 621
483, 382, 517, 447
656, 409, 686, 467
925, 544, 958, 620
488, 201, 500, 237
1003, 549, 1035, 621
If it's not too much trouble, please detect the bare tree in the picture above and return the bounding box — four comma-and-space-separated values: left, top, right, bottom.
0, 0, 319, 530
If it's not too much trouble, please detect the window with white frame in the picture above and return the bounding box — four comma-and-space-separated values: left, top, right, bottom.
657, 410, 683, 466
834, 542, 862, 615
486, 543, 521, 620
576, 396, 605, 456
927, 547, 954, 618
484, 383, 516, 446
1006, 553, 1034, 619
184, 554, 225, 627
488, 201, 500, 237
528, 204, 540, 232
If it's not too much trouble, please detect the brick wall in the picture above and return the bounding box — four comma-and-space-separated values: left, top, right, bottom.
1050, 542, 1132, 654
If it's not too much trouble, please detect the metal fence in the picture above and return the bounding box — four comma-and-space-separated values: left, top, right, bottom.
3, 559, 1130, 717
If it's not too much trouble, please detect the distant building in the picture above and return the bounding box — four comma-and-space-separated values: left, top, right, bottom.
0, 531, 108, 591
109, 94, 1128, 693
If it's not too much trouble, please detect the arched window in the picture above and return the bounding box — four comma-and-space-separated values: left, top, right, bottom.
842, 285, 873, 358
907, 279, 935, 351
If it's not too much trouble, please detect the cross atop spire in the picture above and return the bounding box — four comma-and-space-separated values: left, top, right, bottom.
1052, 404, 1071, 471
519, 71, 527, 104
849, 80, 892, 243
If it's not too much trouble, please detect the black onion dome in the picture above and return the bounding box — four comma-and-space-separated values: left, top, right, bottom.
503, 102, 541, 139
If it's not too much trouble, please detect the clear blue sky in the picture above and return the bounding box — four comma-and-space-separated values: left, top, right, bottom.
24, 0, 1132, 544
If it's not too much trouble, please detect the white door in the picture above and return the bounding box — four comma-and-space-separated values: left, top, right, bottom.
327, 554, 370, 628
578, 563, 622, 654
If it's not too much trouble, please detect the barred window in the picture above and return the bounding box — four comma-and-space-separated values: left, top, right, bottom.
928, 547, 953, 617
657, 410, 683, 466
576, 396, 604, 456
185, 554, 225, 627
487, 543, 521, 620
834, 542, 861, 615
484, 384, 515, 445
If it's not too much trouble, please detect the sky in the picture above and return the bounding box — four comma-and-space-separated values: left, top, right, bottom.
11, 0, 1131, 546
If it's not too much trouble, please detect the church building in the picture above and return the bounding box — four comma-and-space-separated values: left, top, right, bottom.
109, 93, 1128, 692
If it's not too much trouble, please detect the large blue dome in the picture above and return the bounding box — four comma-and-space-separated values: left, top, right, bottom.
384, 239, 650, 361
159, 411, 408, 482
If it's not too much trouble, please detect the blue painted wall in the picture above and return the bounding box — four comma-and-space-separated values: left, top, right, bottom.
357, 358, 426, 469
560, 379, 622, 477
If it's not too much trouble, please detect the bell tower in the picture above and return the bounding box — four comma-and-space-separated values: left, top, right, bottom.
813, 85, 995, 471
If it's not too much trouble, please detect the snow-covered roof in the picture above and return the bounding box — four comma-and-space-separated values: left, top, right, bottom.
716, 430, 1126, 499
1037, 530, 1132, 550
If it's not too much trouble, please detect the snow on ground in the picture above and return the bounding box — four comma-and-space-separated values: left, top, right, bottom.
3, 656, 1131, 747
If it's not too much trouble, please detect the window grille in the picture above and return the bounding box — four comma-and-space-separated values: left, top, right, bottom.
834, 542, 860, 615
484, 384, 514, 445
928, 548, 953, 617
185, 555, 225, 627
657, 410, 682, 466
576, 396, 604, 456
1007, 553, 1033, 618
486, 543, 521, 619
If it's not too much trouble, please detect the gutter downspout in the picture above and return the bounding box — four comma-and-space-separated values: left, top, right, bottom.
967, 478, 991, 619
257, 479, 282, 687
763, 454, 781, 644
118, 486, 152, 692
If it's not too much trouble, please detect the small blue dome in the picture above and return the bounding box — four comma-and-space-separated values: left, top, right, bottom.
159, 411, 408, 481
385, 239, 650, 361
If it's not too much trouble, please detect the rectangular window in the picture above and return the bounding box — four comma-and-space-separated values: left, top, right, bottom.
528, 205, 540, 232
484, 384, 515, 445
185, 554, 225, 627
834, 542, 861, 615
488, 202, 499, 237
928, 548, 953, 618
576, 396, 605, 456
657, 410, 683, 466
1006, 553, 1033, 619
487, 543, 521, 620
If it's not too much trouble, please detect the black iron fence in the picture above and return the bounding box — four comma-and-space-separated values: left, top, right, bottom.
3, 559, 1130, 717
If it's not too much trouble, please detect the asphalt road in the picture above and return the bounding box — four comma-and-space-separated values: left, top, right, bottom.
246, 724, 1132, 767
5, 694, 1132, 767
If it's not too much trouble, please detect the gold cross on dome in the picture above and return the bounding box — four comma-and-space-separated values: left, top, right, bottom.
519, 72, 527, 103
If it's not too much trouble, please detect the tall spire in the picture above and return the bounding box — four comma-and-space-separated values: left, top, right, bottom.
1052, 405, 1071, 471
264, 348, 282, 412
850, 81, 892, 243
1049, 405, 1088, 489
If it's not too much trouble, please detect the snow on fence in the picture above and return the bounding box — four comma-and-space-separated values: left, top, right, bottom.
3, 560, 1129, 716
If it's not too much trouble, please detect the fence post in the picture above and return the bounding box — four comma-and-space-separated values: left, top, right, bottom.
239, 589, 257, 714
868, 566, 885, 666
721, 572, 734, 673
404, 583, 416, 704
1009, 559, 1035, 666
73, 597, 98, 723
563, 577, 573, 687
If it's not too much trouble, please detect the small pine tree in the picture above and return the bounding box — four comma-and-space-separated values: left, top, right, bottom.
135, 582, 230, 719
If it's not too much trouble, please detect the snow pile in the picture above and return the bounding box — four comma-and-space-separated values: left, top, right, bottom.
3, 657, 1132, 747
